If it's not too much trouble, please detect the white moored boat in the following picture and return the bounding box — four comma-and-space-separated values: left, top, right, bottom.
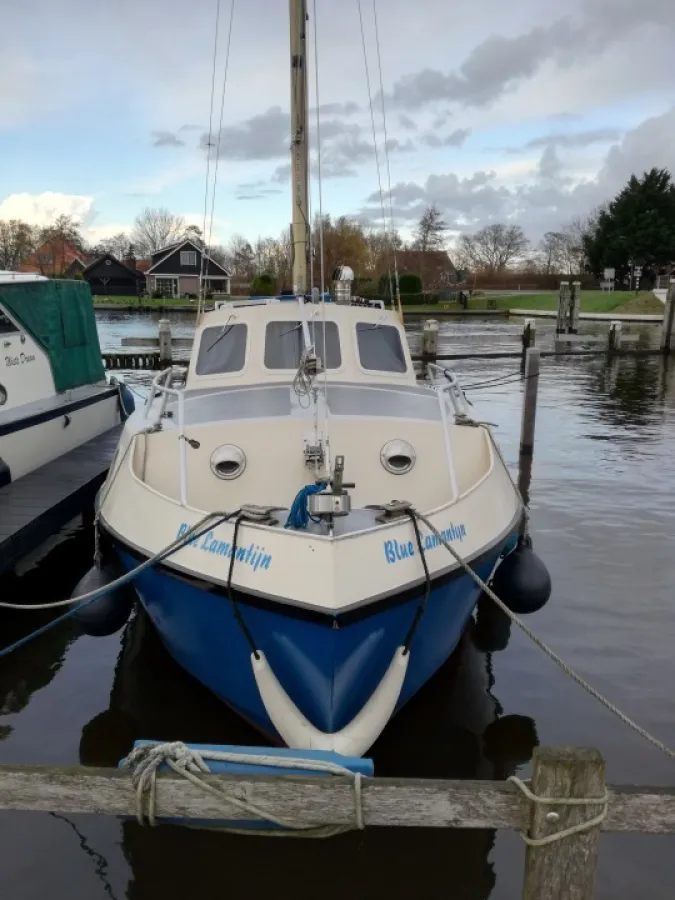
0, 272, 127, 490
94, 0, 547, 757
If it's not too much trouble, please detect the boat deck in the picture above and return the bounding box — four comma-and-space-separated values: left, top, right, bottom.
0, 425, 122, 576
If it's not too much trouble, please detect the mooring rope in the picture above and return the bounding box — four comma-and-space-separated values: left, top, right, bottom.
507, 776, 609, 847
410, 509, 675, 761
123, 741, 365, 837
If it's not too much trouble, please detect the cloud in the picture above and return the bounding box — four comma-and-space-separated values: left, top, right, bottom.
423, 129, 471, 148
235, 179, 284, 200
312, 102, 360, 117
0, 192, 95, 227
151, 130, 186, 147
398, 115, 417, 131
383, 2, 675, 112
502, 128, 624, 152
201, 107, 289, 161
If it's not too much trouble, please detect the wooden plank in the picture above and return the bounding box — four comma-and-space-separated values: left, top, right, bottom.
523, 747, 605, 900
0, 763, 672, 833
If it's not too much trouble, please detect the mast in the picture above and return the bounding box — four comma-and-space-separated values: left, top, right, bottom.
290, 0, 309, 296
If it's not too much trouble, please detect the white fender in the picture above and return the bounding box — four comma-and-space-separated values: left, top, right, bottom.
251, 647, 410, 758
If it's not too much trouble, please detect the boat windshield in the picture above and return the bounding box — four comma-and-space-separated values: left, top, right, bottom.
264, 321, 341, 369
196, 324, 247, 375
355, 323, 407, 373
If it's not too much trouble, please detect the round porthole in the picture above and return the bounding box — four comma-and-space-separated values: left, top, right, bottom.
210, 444, 246, 480
380, 439, 416, 475
0, 384, 6, 406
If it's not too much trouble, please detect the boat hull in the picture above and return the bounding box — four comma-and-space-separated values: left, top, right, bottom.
115, 542, 504, 743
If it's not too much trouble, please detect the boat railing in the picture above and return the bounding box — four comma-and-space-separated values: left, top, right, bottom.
426, 364, 473, 503
144, 367, 189, 507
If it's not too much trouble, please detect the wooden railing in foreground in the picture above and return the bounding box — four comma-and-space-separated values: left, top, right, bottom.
0, 746, 673, 899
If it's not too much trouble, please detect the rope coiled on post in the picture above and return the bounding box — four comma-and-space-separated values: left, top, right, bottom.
508, 776, 609, 847
122, 741, 365, 837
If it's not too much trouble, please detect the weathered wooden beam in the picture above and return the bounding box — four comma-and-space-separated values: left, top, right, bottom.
523, 747, 605, 900
0, 763, 673, 834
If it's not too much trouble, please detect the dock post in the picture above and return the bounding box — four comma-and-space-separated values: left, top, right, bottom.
570, 282, 581, 333
660, 283, 675, 354
158, 319, 172, 367
522, 319, 536, 358
608, 321, 622, 356
522, 746, 605, 900
518, 347, 540, 501
556, 282, 570, 335
422, 319, 439, 359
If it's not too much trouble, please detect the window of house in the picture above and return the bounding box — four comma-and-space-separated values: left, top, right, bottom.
155, 277, 178, 298
356, 323, 407, 373
264, 321, 341, 369
196, 324, 247, 375
0, 309, 18, 335
180, 251, 197, 267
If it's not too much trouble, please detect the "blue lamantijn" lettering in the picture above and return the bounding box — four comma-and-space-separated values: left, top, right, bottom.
176, 523, 272, 572
383, 523, 466, 565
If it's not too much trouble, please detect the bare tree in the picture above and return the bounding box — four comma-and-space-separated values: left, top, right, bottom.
36, 215, 85, 276
412, 204, 448, 252
91, 232, 130, 259
457, 224, 529, 274
538, 231, 567, 274
131, 208, 187, 255
0, 219, 36, 270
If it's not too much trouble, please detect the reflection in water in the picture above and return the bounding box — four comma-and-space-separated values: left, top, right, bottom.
583, 356, 665, 431
0, 523, 91, 739
79, 610, 537, 900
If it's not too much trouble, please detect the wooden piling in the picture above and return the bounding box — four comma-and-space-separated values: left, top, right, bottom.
608, 321, 622, 356
660, 283, 675, 354
570, 282, 582, 334
519, 347, 540, 459
523, 747, 606, 900
158, 318, 172, 367
522, 319, 536, 357
422, 319, 439, 358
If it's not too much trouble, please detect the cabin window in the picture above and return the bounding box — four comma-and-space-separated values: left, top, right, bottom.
264, 321, 341, 369
180, 251, 197, 267
195, 324, 247, 375
0, 309, 18, 335
356, 323, 407, 373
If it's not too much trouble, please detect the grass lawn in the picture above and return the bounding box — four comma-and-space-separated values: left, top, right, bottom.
402, 291, 664, 315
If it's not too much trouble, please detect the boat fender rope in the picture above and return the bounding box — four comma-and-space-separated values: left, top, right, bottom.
226, 515, 260, 659
411, 509, 675, 761
123, 740, 366, 836
508, 776, 608, 847
401, 509, 431, 654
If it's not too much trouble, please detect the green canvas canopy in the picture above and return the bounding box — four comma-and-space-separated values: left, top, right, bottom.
0, 279, 105, 392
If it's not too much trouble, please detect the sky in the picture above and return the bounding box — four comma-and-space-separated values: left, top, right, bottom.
1, 0, 674, 251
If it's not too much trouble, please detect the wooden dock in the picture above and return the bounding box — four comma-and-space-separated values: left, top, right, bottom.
0, 745, 672, 899
0, 425, 122, 576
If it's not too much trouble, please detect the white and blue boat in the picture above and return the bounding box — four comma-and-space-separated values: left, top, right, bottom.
97, 0, 525, 757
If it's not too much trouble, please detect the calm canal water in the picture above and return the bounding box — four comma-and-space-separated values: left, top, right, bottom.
1, 310, 674, 899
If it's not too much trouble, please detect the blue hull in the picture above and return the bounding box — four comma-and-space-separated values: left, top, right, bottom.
116, 545, 503, 741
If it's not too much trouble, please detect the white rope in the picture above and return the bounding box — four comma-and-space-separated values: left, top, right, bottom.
508, 776, 608, 846
411, 509, 675, 761
372, 0, 401, 315
123, 741, 366, 836
199, 0, 223, 319
202, 0, 236, 316
356, 0, 393, 305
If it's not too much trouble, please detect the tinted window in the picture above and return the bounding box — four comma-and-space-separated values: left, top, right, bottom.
264, 321, 341, 369
0, 309, 18, 335
196, 324, 247, 375
356, 323, 407, 373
